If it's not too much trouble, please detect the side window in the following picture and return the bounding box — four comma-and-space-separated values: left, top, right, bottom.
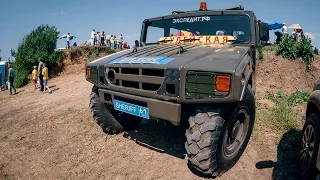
146, 26, 164, 44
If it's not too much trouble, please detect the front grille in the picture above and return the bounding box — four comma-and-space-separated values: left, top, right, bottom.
185, 71, 216, 99
106, 67, 165, 92
185, 71, 230, 99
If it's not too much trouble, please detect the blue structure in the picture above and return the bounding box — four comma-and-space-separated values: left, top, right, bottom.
264, 21, 284, 30
0, 61, 6, 87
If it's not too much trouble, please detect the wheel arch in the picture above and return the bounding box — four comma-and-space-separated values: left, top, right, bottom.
306, 101, 320, 120
306, 90, 320, 119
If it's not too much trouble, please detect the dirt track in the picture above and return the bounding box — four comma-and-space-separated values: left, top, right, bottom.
2, 54, 319, 179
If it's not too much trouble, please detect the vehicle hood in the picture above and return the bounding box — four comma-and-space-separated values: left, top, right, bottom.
88, 44, 250, 71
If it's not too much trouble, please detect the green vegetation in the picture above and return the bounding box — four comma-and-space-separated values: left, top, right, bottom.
265, 91, 309, 130
262, 44, 277, 52
276, 34, 314, 71
13, 24, 64, 88
254, 90, 309, 142
10, 24, 119, 88
258, 52, 264, 62
61, 46, 117, 63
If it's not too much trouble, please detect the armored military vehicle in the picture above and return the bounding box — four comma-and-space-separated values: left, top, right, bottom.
86, 2, 269, 177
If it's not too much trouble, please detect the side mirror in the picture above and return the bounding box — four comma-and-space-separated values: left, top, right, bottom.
134, 40, 140, 48
259, 22, 269, 42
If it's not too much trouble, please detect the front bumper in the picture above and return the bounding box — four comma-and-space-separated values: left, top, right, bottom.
98, 88, 182, 126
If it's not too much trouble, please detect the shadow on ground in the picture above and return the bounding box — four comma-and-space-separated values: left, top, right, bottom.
123, 120, 217, 179
123, 119, 188, 159
15, 90, 25, 94
256, 129, 302, 180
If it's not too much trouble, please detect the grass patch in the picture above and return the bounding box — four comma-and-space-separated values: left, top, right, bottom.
262, 44, 277, 52
253, 91, 309, 141
265, 91, 309, 130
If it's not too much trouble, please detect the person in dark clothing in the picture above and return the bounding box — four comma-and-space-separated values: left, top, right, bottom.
315, 47, 319, 55
37, 58, 44, 91
100, 32, 105, 46
8, 65, 16, 95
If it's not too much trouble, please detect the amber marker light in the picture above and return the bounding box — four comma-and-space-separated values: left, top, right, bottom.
199, 2, 208, 11
216, 75, 231, 92
86, 68, 91, 77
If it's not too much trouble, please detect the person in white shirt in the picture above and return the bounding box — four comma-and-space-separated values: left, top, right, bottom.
282, 23, 288, 34
119, 34, 123, 49
105, 34, 111, 47
114, 36, 119, 49
66, 33, 71, 48
96, 31, 100, 46
91, 29, 95, 46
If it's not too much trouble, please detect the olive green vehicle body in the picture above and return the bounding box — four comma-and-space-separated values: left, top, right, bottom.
85, 6, 269, 126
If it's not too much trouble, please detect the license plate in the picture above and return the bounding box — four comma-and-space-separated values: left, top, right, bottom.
113, 99, 150, 119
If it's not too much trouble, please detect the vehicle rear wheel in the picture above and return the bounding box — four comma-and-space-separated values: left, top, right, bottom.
297, 113, 320, 180
185, 87, 255, 177
89, 86, 142, 134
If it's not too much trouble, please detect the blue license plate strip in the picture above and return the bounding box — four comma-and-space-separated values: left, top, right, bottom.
113, 99, 150, 119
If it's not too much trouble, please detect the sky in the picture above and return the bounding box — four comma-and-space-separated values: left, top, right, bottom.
0, 0, 319, 60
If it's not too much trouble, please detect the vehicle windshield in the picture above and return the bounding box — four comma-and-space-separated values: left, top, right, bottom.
144, 14, 251, 45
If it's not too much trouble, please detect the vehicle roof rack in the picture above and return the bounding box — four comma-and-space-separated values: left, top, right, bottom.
225, 5, 244, 10
171, 5, 244, 15
172, 11, 187, 14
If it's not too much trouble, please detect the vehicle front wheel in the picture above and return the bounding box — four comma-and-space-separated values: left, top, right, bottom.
185, 87, 255, 177
89, 86, 142, 134
297, 113, 320, 180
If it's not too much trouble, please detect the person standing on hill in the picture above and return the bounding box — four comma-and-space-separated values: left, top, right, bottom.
91, 29, 96, 46
66, 33, 71, 48
8, 65, 16, 95
32, 66, 38, 89
315, 47, 319, 55
114, 36, 119, 49
119, 34, 123, 49
96, 31, 100, 46
37, 58, 44, 92
281, 23, 288, 34
110, 35, 115, 49
100, 31, 105, 46
105, 34, 111, 47
42, 63, 51, 94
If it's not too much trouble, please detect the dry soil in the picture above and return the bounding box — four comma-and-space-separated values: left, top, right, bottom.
0, 54, 320, 180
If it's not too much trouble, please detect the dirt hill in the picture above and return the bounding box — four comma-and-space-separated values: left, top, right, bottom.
257, 51, 320, 96
0, 50, 319, 180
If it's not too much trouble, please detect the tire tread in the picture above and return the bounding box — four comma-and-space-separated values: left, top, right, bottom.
185, 113, 225, 176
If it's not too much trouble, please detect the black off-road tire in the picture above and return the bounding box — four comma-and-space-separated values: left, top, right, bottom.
89, 86, 142, 134
185, 87, 255, 177
297, 113, 320, 180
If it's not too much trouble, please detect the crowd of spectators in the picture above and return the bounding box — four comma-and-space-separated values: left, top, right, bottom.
78, 29, 129, 49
